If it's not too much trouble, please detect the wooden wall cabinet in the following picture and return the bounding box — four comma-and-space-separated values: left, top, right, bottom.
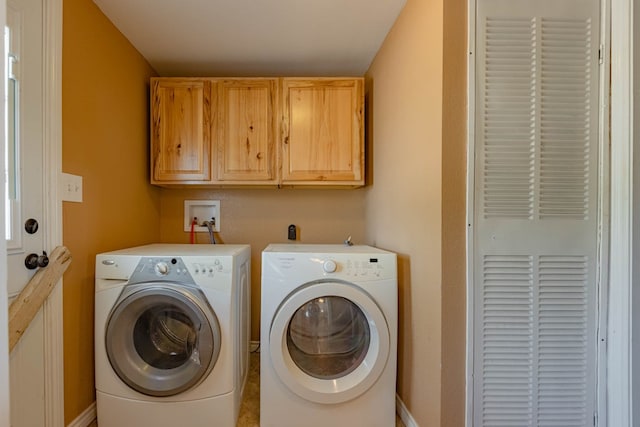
151, 77, 364, 187
281, 78, 364, 186
151, 78, 213, 184
216, 79, 279, 184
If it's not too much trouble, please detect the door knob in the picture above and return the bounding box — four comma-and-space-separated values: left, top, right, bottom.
24, 251, 49, 270
25, 253, 39, 270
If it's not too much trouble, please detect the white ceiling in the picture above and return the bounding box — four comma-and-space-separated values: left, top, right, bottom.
92, 0, 407, 77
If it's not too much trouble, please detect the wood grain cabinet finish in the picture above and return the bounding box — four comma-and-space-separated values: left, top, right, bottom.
150, 77, 364, 187
216, 79, 278, 184
151, 78, 213, 184
281, 78, 364, 186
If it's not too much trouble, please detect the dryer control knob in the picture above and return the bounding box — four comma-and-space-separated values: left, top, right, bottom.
323, 260, 337, 273
154, 262, 170, 276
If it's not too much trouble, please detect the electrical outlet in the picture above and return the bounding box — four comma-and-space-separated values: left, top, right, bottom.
61, 172, 83, 202
184, 200, 220, 232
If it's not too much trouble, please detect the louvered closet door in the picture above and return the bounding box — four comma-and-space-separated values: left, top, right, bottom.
473, 0, 601, 426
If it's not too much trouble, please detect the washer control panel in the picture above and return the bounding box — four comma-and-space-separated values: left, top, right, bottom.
128, 257, 196, 284
96, 247, 242, 286
191, 259, 224, 276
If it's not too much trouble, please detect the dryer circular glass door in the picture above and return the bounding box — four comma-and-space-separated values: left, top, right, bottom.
269, 280, 390, 404
105, 283, 221, 397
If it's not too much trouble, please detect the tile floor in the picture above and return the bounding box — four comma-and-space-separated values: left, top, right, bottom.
236, 352, 261, 426
92, 352, 405, 427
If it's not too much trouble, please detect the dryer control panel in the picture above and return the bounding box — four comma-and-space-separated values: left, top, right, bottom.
263, 250, 397, 282
343, 258, 390, 279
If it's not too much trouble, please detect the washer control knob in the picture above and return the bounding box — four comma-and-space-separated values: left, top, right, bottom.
154, 262, 169, 276
323, 260, 337, 273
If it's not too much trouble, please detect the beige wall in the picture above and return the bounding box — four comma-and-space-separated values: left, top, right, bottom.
62, 0, 160, 423
441, 0, 467, 425
158, 188, 366, 339
365, 0, 466, 424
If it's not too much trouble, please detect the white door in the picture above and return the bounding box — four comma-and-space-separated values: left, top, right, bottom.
4, 0, 58, 424
0, 0, 10, 423
471, 0, 604, 425
6, 0, 46, 423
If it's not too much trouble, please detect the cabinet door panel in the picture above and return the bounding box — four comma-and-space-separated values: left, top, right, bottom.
282, 78, 364, 185
217, 79, 278, 182
151, 79, 212, 183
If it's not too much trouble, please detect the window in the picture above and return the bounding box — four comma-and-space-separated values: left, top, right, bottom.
4, 17, 18, 245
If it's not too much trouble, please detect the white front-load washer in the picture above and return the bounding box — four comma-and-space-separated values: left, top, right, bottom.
260, 244, 397, 427
95, 244, 251, 427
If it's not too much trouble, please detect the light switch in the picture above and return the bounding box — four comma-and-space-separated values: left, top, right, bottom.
61, 172, 83, 202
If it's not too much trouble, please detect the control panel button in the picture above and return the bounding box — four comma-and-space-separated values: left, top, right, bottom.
154, 262, 169, 276
323, 260, 337, 273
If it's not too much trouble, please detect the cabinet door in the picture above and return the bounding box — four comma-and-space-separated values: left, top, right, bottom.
216, 79, 278, 183
282, 78, 364, 186
151, 79, 213, 183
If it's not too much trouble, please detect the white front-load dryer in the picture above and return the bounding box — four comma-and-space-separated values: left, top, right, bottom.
95, 244, 251, 427
260, 244, 397, 427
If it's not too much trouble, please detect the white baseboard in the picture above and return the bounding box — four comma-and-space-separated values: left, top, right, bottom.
396, 394, 418, 427
67, 401, 96, 427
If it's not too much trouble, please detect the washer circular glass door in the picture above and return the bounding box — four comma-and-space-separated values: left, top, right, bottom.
269, 281, 389, 404
105, 283, 221, 397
